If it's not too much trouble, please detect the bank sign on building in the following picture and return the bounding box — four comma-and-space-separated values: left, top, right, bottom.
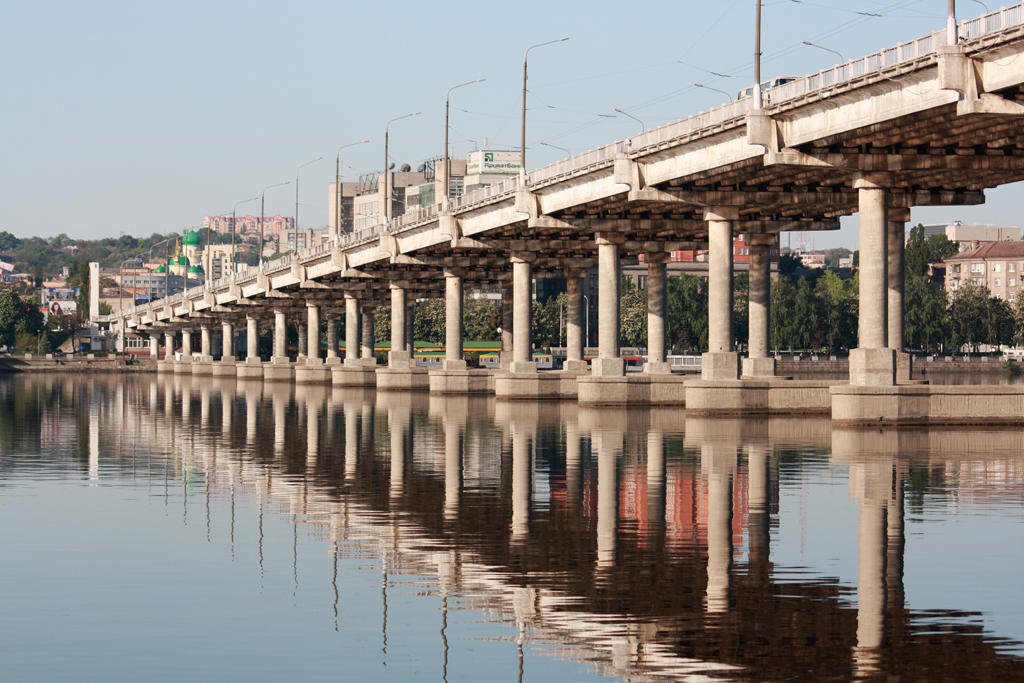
466, 150, 522, 176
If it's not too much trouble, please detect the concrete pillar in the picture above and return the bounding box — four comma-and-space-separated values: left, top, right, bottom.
500, 281, 514, 369
743, 234, 776, 377
444, 270, 465, 371
246, 317, 259, 362
510, 255, 535, 373
306, 303, 321, 364
851, 174, 896, 386
703, 441, 736, 613
644, 253, 670, 374
182, 329, 193, 359
149, 335, 158, 358
273, 309, 287, 362
200, 325, 211, 357
165, 331, 175, 360
326, 314, 339, 364
889, 208, 911, 381
222, 322, 234, 361
345, 294, 360, 365
390, 285, 409, 366
565, 272, 586, 372
702, 207, 740, 380
297, 321, 307, 360
593, 233, 624, 376
361, 308, 375, 362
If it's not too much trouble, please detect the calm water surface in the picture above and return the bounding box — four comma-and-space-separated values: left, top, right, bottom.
1, 374, 1022, 682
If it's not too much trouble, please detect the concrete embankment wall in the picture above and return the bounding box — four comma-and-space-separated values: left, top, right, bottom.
778, 358, 1012, 376
0, 357, 158, 373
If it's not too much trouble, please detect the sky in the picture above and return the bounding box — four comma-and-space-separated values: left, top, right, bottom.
2, 0, 1019, 250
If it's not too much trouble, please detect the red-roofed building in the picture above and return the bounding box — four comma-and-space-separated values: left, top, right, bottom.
944, 241, 1024, 300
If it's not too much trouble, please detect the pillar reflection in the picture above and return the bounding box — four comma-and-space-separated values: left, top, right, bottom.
646, 429, 666, 538
388, 403, 409, 501
510, 415, 533, 544
703, 441, 735, 614
595, 426, 622, 573
443, 406, 464, 523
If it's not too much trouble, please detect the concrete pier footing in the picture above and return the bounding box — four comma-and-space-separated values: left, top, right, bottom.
173, 359, 192, 375
212, 359, 237, 377
577, 373, 688, 406
831, 384, 1024, 426
429, 368, 491, 395
686, 378, 840, 415
157, 360, 176, 373
495, 370, 587, 400
263, 358, 294, 382
295, 360, 330, 385
332, 360, 377, 387
376, 361, 430, 391
236, 358, 265, 380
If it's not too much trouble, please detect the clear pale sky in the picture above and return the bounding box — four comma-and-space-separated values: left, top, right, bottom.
2, 0, 1019, 249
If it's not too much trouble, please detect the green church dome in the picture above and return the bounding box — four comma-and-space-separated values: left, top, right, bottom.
183, 230, 202, 246
154, 265, 166, 274
188, 264, 204, 274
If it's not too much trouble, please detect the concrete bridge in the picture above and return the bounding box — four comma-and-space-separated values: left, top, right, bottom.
99, 5, 1024, 423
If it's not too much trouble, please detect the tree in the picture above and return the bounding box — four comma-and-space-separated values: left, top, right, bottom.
948, 281, 991, 352
0, 231, 20, 252
779, 252, 802, 276
824, 247, 852, 268
33, 263, 43, 288
619, 277, 646, 347
814, 269, 858, 352
413, 299, 445, 345
905, 224, 959, 277
732, 272, 749, 349
905, 274, 948, 352
463, 297, 500, 342
666, 273, 708, 353
374, 305, 391, 346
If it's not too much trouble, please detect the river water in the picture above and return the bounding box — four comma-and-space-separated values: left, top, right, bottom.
1, 374, 1022, 682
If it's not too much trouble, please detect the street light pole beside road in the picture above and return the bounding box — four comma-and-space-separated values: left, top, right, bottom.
445, 79, 484, 209
294, 156, 322, 253
521, 38, 568, 181
335, 140, 369, 239
260, 181, 289, 268
383, 112, 421, 225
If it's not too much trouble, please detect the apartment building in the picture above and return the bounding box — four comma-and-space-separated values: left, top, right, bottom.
944, 241, 1024, 300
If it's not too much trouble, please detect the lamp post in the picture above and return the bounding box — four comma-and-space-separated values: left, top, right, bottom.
260, 181, 289, 268
971, 0, 989, 12
445, 78, 485, 209
335, 140, 369, 239
231, 196, 258, 275
948, 0, 958, 45
802, 40, 845, 64
147, 235, 175, 302
754, 0, 763, 109
539, 141, 570, 157
294, 156, 322, 253
614, 108, 645, 133
383, 112, 421, 225
694, 83, 733, 102
521, 38, 569, 180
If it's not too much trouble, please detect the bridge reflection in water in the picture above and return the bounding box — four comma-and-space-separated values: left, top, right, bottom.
4, 374, 1024, 682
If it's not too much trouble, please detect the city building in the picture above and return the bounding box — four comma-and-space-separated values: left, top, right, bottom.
917, 221, 1020, 252
204, 214, 294, 237
943, 241, 1024, 300
279, 227, 329, 252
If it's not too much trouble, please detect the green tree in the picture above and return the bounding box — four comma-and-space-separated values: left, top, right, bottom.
619, 277, 647, 347
666, 273, 708, 353
463, 297, 500, 342
814, 269, 858, 352
905, 224, 959, 277
732, 272, 749, 350
0, 290, 25, 347
413, 299, 446, 345
779, 252, 802, 276
824, 247, 852, 268
905, 274, 948, 352
948, 281, 991, 353
374, 305, 392, 346
0, 231, 21, 252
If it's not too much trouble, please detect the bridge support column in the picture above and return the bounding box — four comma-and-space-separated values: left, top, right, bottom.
644, 252, 671, 374
200, 325, 211, 358
148, 335, 158, 358
499, 281, 514, 369
221, 322, 234, 361
743, 235, 776, 377
297, 319, 307, 361
850, 174, 895, 386
325, 313, 340, 365
361, 307, 375, 364
702, 207, 740, 380
564, 271, 587, 373
306, 303, 321, 362
165, 332, 175, 360
174, 329, 193, 374
344, 294, 360, 366
273, 310, 288, 362
510, 255, 536, 374
593, 233, 624, 377
443, 271, 465, 371
389, 285, 409, 366
889, 208, 911, 381
246, 317, 259, 362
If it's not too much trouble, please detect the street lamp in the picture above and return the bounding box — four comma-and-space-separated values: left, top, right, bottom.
294, 156, 323, 252
383, 112, 421, 225
231, 196, 258, 275
539, 141, 571, 157
148, 235, 176, 302
521, 37, 569, 180
614, 108, 645, 133
802, 40, 845, 64
971, 0, 989, 13
754, 0, 763, 109
260, 181, 290, 268
335, 140, 369, 239
694, 83, 733, 102
948, 0, 958, 45
444, 78, 485, 209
